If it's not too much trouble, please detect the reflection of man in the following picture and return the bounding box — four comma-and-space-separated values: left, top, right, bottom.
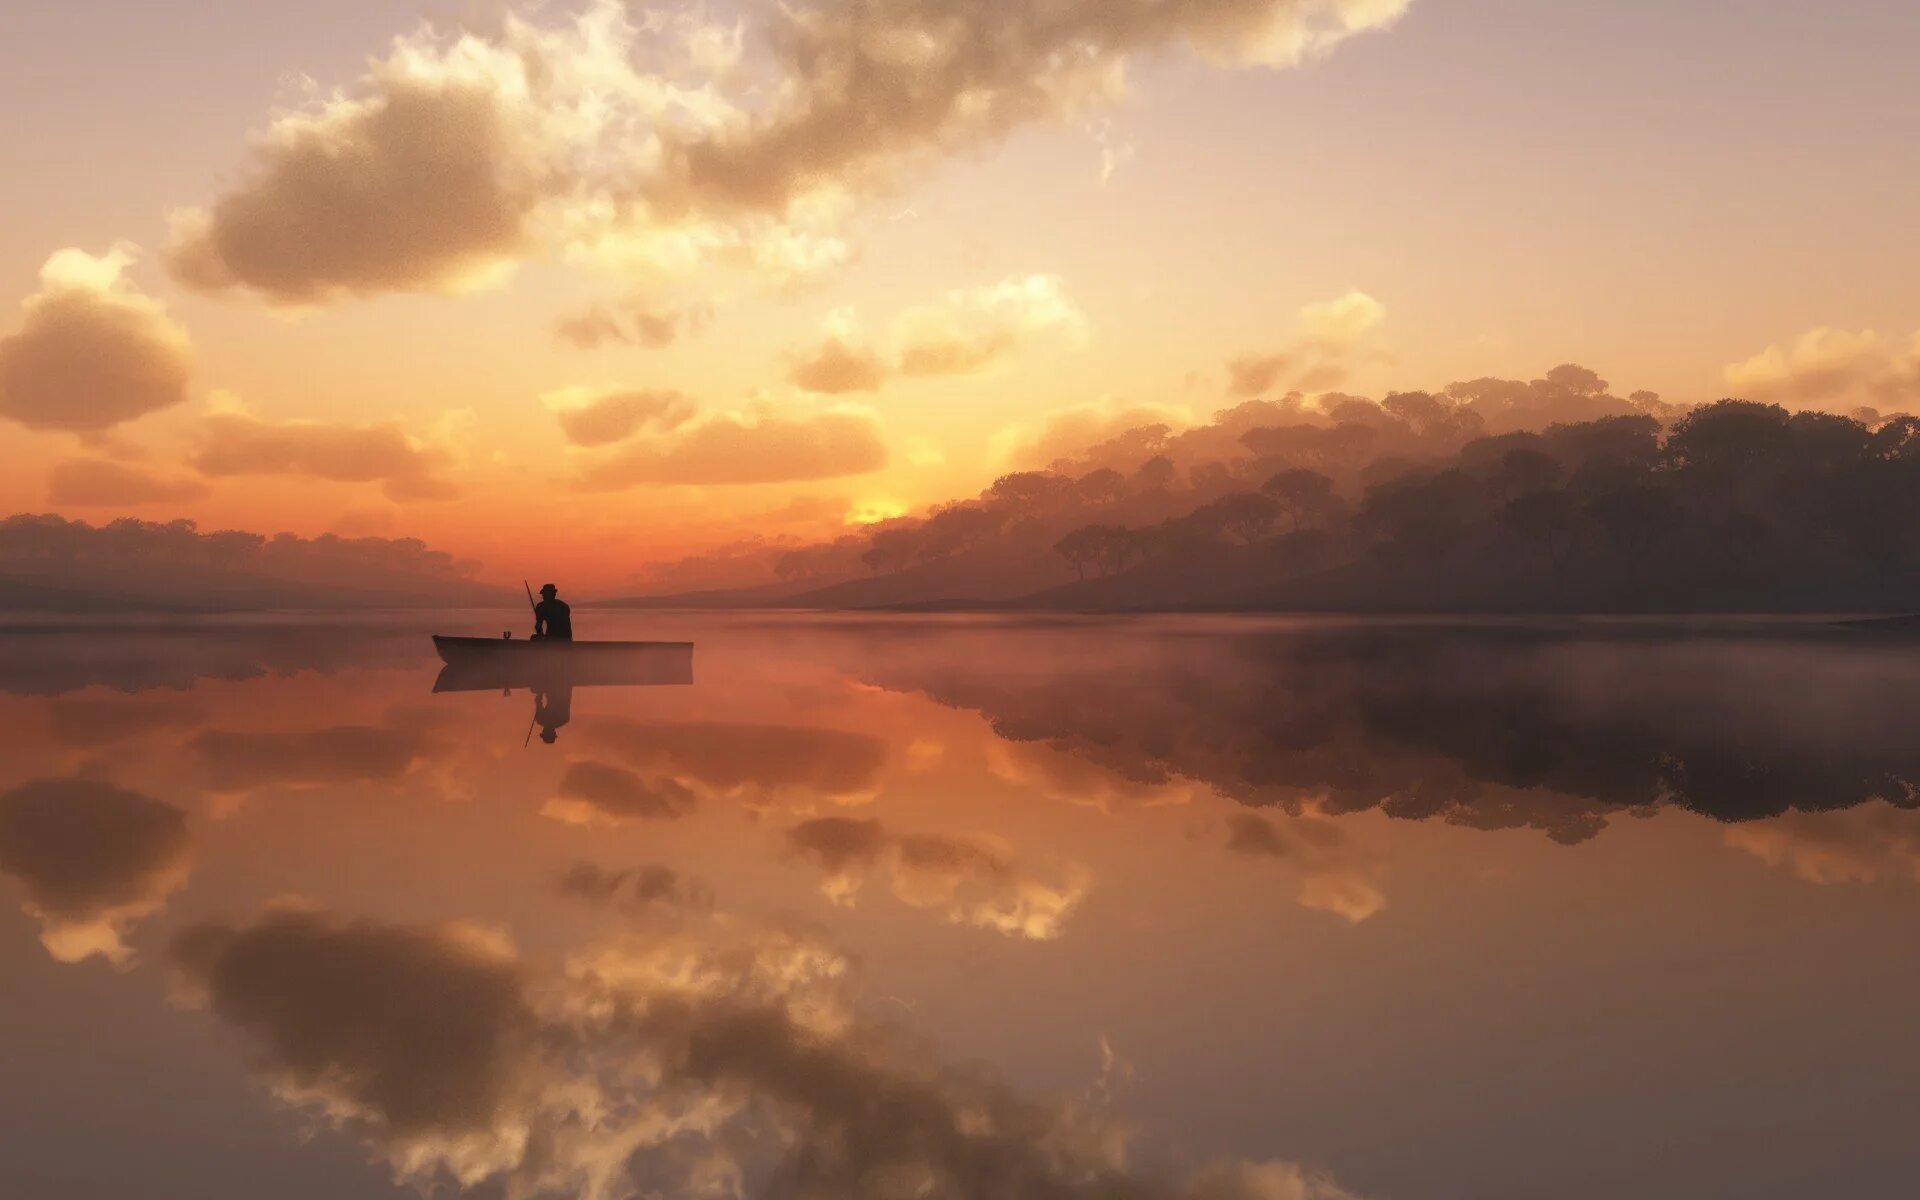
533, 683, 573, 744
532, 583, 573, 641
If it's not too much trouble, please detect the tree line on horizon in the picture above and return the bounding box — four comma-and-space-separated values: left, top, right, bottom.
755, 384, 1920, 612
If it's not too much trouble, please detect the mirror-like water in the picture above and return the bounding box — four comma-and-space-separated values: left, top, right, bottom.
2, 613, 1917, 1200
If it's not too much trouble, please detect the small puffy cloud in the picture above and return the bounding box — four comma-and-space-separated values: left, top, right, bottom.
48, 458, 211, 507
555, 861, 713, 912
1297, 289, 1387, 349
1724, 327, 1920, 408
1723, 803, 1920, 886
0, 247, 194, 432
791, 276, 1086, 393
541, 760, 697, 825
991, 398, 1195, 469
542, 386, 696, 447
192, 412, 460, 500
194, 725, 441, 795
788, 309, 889, 394
571, 403, 887, 488
786, 816, 1089, 939
1225, 812, 1386, 924
554, 298, 711, 349
0, 778, 191, 964
895, 274, 1086, 376
1229, 289, 1385, 397
574, 717, 888, 806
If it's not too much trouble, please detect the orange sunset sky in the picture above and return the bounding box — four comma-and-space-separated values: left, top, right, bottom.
2, 0, 1916, 588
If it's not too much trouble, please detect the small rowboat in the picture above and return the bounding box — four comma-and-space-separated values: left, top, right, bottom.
430, 635, 694, 691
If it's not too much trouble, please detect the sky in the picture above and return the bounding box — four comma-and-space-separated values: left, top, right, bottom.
1, 0, 1916, 586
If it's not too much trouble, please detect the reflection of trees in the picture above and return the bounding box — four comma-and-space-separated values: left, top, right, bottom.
852, 625, 1920, 842
0, 626, 433, 696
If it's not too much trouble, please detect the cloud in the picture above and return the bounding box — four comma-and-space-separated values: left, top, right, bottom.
786, 816, 1088, 939
1228, 290, 1385, 398
171, 906, 539, 1181
991, 398, 1195, 469
542, 386, 696, 447
192, 412, 460, 501
46, 695, 209, 748
167, 0, 1407, 304
0, 778, 191, 964
671, 0, 1411, 214
0, 247, 194, 432
170, 902, 1359, 1199
788, 321, 889, 394
1723, 803, 1920, 886
556, 861, 713, 912
47, 458, 212, 506
1225, 812, 1386, 923
164, 39, 551, 302
575, 717, 889, 805
1724, 327, 1920, 408
541, 760, 697, 825
571, 404, 887, 488
895, 274, 1088, 376
790, 275, 1087, 393
193, 725, 442, 794
555, 298, 712, 349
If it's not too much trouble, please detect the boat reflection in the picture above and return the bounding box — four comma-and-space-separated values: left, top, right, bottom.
430, 642, 694, 744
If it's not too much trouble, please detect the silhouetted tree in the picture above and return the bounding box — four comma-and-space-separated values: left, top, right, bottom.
1262, 468, 1337, 531
1196, 492, 1283, 544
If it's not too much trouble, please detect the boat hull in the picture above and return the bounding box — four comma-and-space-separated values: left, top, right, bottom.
430, 635, 694, 691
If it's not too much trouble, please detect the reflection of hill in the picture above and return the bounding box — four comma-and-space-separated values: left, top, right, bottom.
0, 625, 436, 695
851, 622, 1920, 839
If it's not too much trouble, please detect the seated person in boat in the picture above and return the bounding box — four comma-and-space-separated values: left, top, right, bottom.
533, 583, 573, 641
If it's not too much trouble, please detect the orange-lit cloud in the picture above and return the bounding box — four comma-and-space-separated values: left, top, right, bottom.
1723, 803, 1920, 886
192, 412, 460, 501
1225, 811, 1386, 923
1724, 327, 1920, 408
788, 313, 889, 394
570, 403, 887, 488
991, 398, 1195, 469
0, 247, 193, 433
554, 297, 712, 349
792, 275, 1087, 394
785, 815, 1089, 939
1228, 289, 1386, 397
541, 760, 698, 825
543, 386, 696, 448
47, 458, 211, 507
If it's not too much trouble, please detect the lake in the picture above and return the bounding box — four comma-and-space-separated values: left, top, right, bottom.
2, 612, 1917, 1200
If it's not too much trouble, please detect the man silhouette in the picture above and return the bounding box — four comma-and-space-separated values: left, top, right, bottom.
532, 583, 573, 641
533, 681, 572, 743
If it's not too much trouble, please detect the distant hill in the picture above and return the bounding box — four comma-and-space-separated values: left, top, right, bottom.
0, 514, 510, 613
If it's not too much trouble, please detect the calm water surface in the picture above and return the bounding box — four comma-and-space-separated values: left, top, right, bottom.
2, 612, 1917, 1199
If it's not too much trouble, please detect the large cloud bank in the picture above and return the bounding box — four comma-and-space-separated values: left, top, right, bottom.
166, 0, 1408, 303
